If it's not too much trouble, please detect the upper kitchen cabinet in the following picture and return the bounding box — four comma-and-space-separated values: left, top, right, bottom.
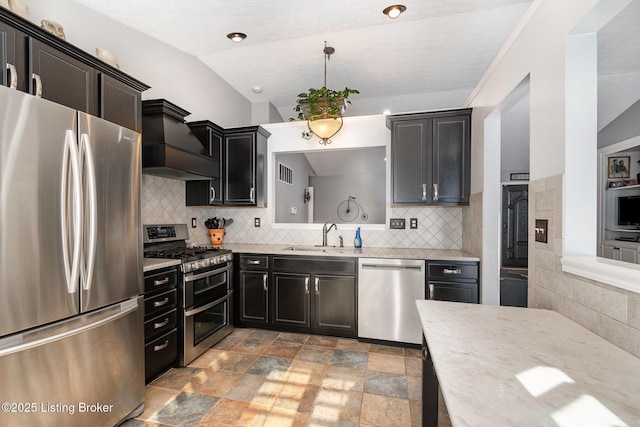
185, 120, 224, 206
0, 9, 148, 131
388, 109, 471, 206
224, 126, 270, 207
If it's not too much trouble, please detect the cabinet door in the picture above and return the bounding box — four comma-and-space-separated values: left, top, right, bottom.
431, 116, 470, 205
619, 246, 638, 264
313, 274, 356, 336
100, 74, 142, 131
0, 21, 27, 91
391, 119, 430, 204
600, 243, 617, 260
238, 271, 269, 324
224, 132, 255, 205
272, 273, 311, 329
209, 128, 224, 204
427, 281, 478, 304
29, 38, 98, 115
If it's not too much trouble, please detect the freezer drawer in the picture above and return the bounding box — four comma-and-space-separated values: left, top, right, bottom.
0, 297, 144, 427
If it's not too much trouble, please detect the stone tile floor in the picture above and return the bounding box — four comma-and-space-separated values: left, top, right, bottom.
122, 328, 452, 426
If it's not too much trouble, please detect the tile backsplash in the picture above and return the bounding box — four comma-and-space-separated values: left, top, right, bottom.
142, 175, 463, 249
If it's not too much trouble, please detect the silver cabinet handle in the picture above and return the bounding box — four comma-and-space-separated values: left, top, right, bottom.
315, 277, 319, 295
154, 340, 170, 352
7, 63, 17, 89
263, 273, 268, 291
210, 185, 216, 203
32, 73, 42, 97
154, 297, 169, 308
154, 318, 170, 329
305, 277, 309, 294
247, 259, 261, 265
433, 183, 439, 201
154, 277, 170, 286
428, 283, 435, 300
250, 187, 255, 203
421, 183, 427, 201
443, 268, 462, 275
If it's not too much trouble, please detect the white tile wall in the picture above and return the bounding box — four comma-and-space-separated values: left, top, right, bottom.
142, 175, 463, 249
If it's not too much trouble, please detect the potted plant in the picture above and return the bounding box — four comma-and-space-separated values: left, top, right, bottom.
291, 86, 359, 140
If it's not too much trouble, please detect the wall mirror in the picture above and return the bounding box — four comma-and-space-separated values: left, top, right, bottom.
274, 147, 386, 224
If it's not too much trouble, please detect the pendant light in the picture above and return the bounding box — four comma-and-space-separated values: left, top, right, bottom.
307, 42, 343, 145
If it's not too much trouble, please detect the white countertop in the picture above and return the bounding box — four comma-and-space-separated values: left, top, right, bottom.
219, 243, 480, 261
143, 258, 181, 273
416, 300, 640, 427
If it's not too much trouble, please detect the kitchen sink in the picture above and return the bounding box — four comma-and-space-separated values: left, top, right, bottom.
282, 245, 345, 254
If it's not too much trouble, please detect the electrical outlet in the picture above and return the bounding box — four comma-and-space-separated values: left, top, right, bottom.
254, 217, 261, 227
410, 218, 418, 229
534, 219, 548, 243
390, 218, 405, 229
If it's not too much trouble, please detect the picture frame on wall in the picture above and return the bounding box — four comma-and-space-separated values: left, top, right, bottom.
607, 156, 630, 178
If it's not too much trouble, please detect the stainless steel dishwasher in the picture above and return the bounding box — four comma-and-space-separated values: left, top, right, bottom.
358, 258, 425, 345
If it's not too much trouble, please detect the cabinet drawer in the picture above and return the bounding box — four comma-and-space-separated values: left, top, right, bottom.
145, 329, 177, 381
144, 308, 177, 341
239, 254, 269, 270
426, 281, 478, 304
144, 288, 177, 318
272, 256, 357, 275
144, 267, 178, 293
427, 262, 478, 281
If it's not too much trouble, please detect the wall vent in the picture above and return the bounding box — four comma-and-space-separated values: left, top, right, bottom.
278, 162, 293, 185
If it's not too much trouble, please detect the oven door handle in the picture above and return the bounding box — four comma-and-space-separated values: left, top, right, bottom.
184, 294, 229, 317
183, 266, 230, 283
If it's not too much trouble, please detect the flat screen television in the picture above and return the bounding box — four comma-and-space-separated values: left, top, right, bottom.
617, 195, 640, 226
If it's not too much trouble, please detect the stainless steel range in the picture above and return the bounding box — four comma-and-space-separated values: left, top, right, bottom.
143, 224, 233, 366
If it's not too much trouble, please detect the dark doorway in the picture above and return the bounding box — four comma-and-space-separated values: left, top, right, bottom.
502, 185, 528, 268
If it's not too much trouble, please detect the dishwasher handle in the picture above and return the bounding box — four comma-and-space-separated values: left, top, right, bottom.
360, 263, 424, 271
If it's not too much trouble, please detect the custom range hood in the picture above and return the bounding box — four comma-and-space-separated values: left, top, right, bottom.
142, 99, 219, 180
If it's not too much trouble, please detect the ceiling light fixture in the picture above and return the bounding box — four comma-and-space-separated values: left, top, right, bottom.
226, 32, 247, 42
383, 4, 406, 19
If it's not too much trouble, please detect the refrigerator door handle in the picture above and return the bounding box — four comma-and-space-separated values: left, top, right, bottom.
79, 133, 97, 291
60, 130, 83, 294
0, 298, 139, 358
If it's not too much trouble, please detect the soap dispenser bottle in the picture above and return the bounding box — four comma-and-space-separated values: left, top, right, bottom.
354, 227, 362, 248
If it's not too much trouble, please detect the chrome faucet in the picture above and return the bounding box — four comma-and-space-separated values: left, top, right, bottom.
322, 222, 337, 246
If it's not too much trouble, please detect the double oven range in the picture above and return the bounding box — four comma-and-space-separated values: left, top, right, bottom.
143, 224, 233, 366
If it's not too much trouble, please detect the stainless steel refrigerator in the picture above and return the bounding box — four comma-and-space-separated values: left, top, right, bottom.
0, 85, 144, 426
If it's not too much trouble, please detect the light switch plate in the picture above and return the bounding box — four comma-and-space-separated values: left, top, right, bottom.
410, 218, 418, 229
535, 219, 548, 243
191, 217, 197, 228
390, 218, 405, 229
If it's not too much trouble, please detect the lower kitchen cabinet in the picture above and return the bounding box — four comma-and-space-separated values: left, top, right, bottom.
272, 273, 311, 328
235, 254, 357, 338
426, 261, 480, 304
143, 266, 179, 383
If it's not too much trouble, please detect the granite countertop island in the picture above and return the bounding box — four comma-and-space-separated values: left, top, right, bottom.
416, 300, 640, 426
220, 243, 480, 261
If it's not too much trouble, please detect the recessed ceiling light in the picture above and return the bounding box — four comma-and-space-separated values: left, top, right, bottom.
226, 32, 247, 42
383, 4, 406, 19
252, 86, 263, 94
383, 109, 391, 115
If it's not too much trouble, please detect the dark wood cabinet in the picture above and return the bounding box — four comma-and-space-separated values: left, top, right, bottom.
100, 74, 143, 132
0, 9, 148, 130
0, 20, 26, 91
313, 274, 357, 336
272, 272, 311, 328
30, 38, 98, 115
143, 266, 179, 383
224, 126, 270, 206
234, 254, 357, 338
426, 261, 479, 304
236, 255, 270, 324
185, 120, 224, 206
388, 109, 471, 206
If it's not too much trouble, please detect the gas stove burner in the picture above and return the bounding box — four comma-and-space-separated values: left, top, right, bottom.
144, 246, 223, 260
